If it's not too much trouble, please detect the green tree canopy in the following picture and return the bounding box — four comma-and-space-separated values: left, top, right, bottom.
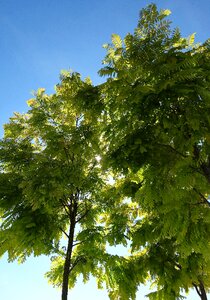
0, 73, 107, 300
99, 3, 210, 300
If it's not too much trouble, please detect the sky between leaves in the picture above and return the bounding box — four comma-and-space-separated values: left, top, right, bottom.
0, 0, 210, 299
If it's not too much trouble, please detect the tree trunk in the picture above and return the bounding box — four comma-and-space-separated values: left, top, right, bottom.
194, 281, 208, 300
199, 281, 208, 300
61, 200, 77, 300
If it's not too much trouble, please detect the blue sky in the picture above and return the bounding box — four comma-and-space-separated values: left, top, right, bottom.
0, 0, 210, 299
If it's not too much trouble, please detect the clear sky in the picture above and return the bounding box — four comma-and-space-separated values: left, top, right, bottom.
0, 0, 210, 299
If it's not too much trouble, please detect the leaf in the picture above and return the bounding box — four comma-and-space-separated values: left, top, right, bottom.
111, 34, 122, 48
163, 9, 171, 16
187, 32, 196, 47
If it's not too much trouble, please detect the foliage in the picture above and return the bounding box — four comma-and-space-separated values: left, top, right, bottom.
1, 3, 210, 300
99, 3, 210, 300
0, 72, 107, 300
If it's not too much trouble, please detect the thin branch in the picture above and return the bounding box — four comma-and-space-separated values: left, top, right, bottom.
193, 283, 202, 297
69, 256, 86, 273
157, 143, 187, 158
76, 188, 80, 201
88, 160, 97, 173
76, 116, 79, 128
201, 162, 210, 184
193, 187, 210, 207
123, 234, 130, 240
60, 199, 71, 217
69, 261, 78, 274
59, 227, 69, 239
193, 144, 200, 161
193, 144, 210, 183
73, 240, 87, 247
75, 209, 90, 224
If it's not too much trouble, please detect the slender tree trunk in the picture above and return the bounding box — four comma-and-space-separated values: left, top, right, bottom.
61, 199, 77, 300
199, 281, 208, 300
194, 281, 208, 300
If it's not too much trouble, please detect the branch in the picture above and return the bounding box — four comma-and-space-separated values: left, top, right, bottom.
193, 283, 202, 297
69, 256, 86, 273
123, 234, 130, 240
193, 144, 200, 161
69, 258, 80, 274
76, 116, 80, 128
73, 239, 87, 247
60, 199, 71, 217
75, 209, 90, 224
157, 143, 187, 158
193, 144, 210, 184
76, 188, 80, 201
200, 162, 210, 184
59, 227, 69, 239
193, 187, 210, 207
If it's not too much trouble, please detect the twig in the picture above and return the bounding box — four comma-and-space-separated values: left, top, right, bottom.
59, 227, 69, 239
193, 187, 210, 207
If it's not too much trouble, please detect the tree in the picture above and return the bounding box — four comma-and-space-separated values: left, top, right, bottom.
0, 72, 109, 300
99, 4, 210, 300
